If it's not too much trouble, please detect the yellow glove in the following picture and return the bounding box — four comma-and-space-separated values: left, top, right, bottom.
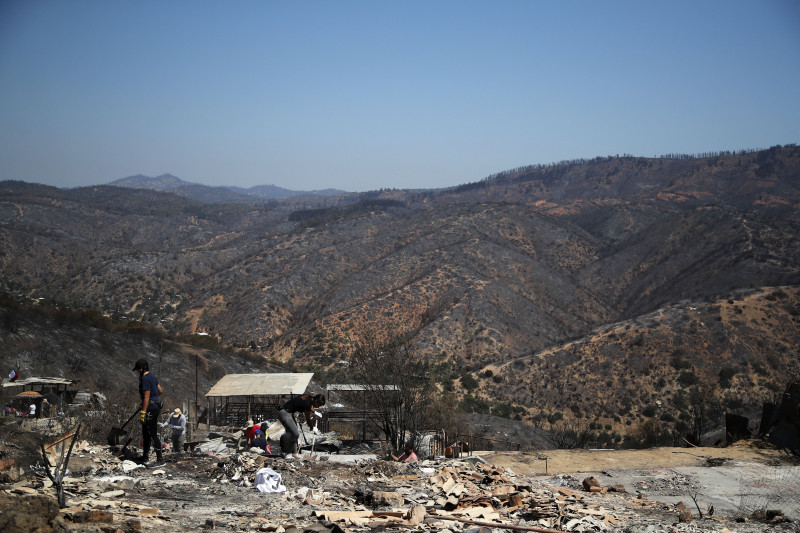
140, 410, 146, 423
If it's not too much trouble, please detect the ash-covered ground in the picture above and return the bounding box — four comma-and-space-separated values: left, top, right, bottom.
2, 416, 799, 533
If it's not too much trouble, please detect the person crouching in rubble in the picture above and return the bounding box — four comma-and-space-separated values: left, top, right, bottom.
162, 408, 186, 454
276, 393, 325, 458
133, 358, 164, 465
244, 419, 259, 445
249, 428, 271, 454
391, 442, 418, 463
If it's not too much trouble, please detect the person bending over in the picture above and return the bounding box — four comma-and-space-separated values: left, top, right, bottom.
276, 393, 324, 458
162, 408, 186, 454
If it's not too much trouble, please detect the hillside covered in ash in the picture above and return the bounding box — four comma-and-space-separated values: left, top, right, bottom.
0, 146, 798, 435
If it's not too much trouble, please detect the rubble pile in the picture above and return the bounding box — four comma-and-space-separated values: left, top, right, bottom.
628, 469, 701, 496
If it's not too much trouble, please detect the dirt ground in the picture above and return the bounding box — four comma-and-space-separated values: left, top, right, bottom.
2, 423, 799, 532
478, 439, 792, 477
481, 440, 800, 525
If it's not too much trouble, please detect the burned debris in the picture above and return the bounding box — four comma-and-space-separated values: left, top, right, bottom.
2, 422, 798, 533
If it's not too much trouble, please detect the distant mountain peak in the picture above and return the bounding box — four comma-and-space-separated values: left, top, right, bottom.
107, 174, 347, 202
109, 174, 190, 190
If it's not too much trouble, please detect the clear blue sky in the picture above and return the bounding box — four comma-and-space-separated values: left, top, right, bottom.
1, 1, 798, 192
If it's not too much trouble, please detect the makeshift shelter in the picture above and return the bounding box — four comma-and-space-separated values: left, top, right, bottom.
2, 377, 79, 417
205, 373, 314, 428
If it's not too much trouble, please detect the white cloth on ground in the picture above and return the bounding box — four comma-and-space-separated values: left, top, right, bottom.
255, 467, 286, 493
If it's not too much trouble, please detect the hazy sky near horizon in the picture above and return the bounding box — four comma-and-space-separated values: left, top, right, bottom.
1, 1, 799, 193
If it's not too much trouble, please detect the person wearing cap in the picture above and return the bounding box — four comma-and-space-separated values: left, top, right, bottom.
162, 408, 186, 454
276, 393, 325, 458
249, 427, 269, 453
244, 419, 259, 445
132, 358, 163, 465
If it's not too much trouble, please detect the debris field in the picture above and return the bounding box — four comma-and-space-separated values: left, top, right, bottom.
2, 432, 797, 533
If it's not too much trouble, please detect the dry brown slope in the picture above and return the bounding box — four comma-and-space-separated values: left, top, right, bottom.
481, 286, 800, 432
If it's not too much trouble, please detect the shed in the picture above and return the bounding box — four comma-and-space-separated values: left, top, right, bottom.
205, 373, 314, 427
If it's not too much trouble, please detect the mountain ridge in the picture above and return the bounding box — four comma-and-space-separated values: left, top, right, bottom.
108, 173, 348, 202
1, 146, 799, 435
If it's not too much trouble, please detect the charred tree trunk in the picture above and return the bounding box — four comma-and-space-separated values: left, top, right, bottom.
40, 423, 81, 508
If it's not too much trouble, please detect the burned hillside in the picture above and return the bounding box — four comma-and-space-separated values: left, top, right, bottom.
0, 147, 799, 446
1, 147, 798, 367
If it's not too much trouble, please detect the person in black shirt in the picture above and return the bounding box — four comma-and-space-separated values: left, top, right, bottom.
276, 393, 325, 458
133, 358, 163, 465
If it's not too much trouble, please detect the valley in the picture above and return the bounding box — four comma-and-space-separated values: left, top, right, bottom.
1, 146, 799, 441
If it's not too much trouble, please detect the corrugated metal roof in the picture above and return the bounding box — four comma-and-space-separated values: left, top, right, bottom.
327, 384, 399, 391
205, 373, 314, 397
2, 377, 78, 388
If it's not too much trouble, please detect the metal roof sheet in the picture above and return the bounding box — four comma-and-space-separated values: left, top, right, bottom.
205, 373, 314, 397
2, 377, 78, 388
327, 384, 399, 391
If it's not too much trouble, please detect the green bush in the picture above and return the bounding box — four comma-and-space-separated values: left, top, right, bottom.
491, 402, 513, 418
441, 378, 454, 392
459, 394, 491, 414
460, 373, 479, 391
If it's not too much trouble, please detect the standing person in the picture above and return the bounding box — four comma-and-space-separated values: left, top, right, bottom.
28, 402, 36, 418
391, 442, 418, 463
276, 393, 325, 458
133, 358, 163, 465
163, 408, 186, 454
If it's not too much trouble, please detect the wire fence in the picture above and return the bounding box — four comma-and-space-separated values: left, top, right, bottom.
737, 465, 800, 521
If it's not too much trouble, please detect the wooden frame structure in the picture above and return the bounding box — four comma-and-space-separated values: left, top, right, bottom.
205, 373, 314, 428
325, 384, 399, 442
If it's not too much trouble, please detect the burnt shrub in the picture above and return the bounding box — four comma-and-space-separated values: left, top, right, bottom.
670, 356, 692, 370
718, 366, 738, 388
678, 370, 700, 387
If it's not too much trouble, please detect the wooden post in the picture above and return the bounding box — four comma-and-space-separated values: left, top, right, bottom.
185, 398, 191, 443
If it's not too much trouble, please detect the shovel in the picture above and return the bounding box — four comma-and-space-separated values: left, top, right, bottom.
309, 411, 323, 459
310, 426, 317, 459
107, 408, 141, 446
